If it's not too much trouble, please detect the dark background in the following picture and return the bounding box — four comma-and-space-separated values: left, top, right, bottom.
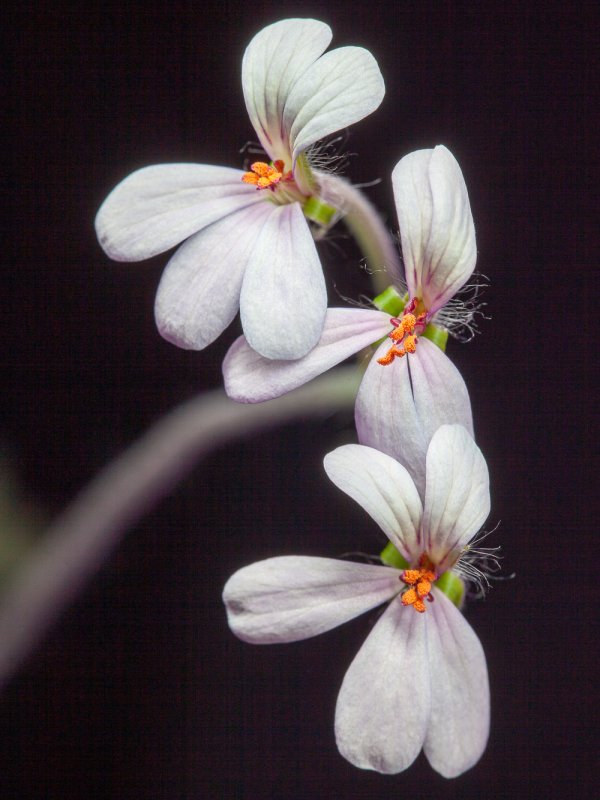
2, 1, 597, 798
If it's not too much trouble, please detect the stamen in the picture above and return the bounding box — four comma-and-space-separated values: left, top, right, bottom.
401, 569, 421, 585
377, 308, 426, 365
399, 555, 437, 613
403, 334, 417, 353
401, 587, 417, 606
241, 160, 292, 191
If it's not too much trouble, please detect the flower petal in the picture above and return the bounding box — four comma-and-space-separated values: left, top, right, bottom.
424, 589, 490, 777
335, 600, 430, 773
242, 19, 333, 162
355, 337, 473, 498
223, 556, 399, 643
422, 425, 490, 568
324, 444, 423, 561
223, 308, 389, 402
392, 145, 476, 313
95, 164, 262, 261
155, 202, 273, 350
240, 202, 327, 359
286, 46, 385, 164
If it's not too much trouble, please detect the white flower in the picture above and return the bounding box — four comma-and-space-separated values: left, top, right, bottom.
223, 145, 476, 493
223, 425, 491, 777
95, 18, 384, 359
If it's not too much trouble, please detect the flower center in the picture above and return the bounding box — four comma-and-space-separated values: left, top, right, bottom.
377, 298, 428, 365
399, 555, 437, 613
241, 160, 293, 191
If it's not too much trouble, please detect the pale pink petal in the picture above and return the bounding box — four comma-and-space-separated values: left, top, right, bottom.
422, 425, 490, 570
242, 19, 332, 163
240, 202, 326, 360
323, 445, 423, 561
95, 164, 262, 261
424, 589, 490, 777
355, 337, 473, 498
223, 307, 389, 402
223, 556, 400, 643
335, 600, 430, 773
392, 146, 476, 313
286, 46, 385, 164
154, 202, 273, 350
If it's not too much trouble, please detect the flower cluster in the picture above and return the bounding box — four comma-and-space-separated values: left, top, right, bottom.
96, 18, 498, 779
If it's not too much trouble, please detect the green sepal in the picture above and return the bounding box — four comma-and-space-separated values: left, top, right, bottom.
372, 286, 407, 317
295, 152, 320, 198
380, 541, 410, 570
421, 323, 448, 352
435, 570, 465, 608
303, 196, 336, 226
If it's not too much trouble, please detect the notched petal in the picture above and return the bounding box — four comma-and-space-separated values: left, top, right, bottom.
154, 202, 272, 350
242, 18, 333, 161
95, 163, 261, 262
324, 444, 423, 560
335, 601, 431, 773
392, 145, 476, 312
424, 590, 490, 777
223, 308, 389, 403
422, 424, 490, 564
223, 556, 400, 644
356, 338, 473, 499
240, 203, 327, 359
287, 46, 385, 162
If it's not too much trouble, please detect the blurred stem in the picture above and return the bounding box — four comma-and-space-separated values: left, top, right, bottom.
0, 367, 361, 690
317, 172, 401, 295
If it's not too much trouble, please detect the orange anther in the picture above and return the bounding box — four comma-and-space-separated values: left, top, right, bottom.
404, 334, 417, 353
402, 570, 421, 585
400, 558, 437, 613
377, 345, 406, 365
401, 588, 417, 607
402, 313, 416, 331
378, 310, 424, 366
250, 161, 274, 177
376, 350, 394, 365
241, 161, 287, 190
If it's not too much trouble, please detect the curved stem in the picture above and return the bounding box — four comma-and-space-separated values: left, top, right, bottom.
317, 172, 402, 294
0, 367, 361, 689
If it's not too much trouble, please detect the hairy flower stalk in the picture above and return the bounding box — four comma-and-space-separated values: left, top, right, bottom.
223, 426, 492, 777
316, 171, 402, 293
95, 18, 386, 360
